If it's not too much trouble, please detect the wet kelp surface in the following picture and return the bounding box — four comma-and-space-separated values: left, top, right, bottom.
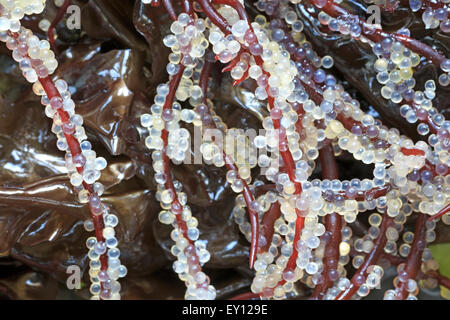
0, 0, 448, 299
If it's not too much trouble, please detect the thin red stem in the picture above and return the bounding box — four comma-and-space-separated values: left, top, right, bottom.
40, 77, 107, 247
335, 214, 392, 300
305, 0, 443, 134
197, 0, 232, 34
183, 0, 195, 17
396, 213, 428, 299
161, 65, 191, 236
338, 111, 439, 177
409, 101, 440, 134
429, 203, 450, 221
279, 218, 304, 282
339, 184, 392, 201
199, 60, 259, 268
197, 0, 272, 269
224, 154, 260, 268
425, 270, 450, 290
39, 75, 109, 296
199, 60, 213, 100
193, 6, 331, 275
259, 202, 281, 253
316, 0, 447, 67
381, 252, 405, 266
311, 143, 342, 299
162, 0, 178, 21
48, 0, 71, 54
